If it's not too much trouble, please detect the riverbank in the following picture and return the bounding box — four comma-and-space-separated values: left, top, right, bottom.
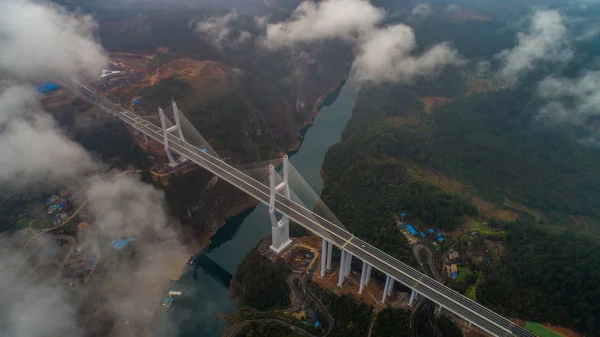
167, 77, 359, 337
188, 77, 351, 260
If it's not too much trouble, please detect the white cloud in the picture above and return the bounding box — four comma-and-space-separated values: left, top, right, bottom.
83, 173, 173, 239
0, 236, 80, 337
496, 9, 572, 87
263, 0, 384, 48
196, 12, 251, 48
0, 0, 107, 81
263, 0, 461, 83
411, 3, 433, 19
0, 113, 99, 190
352, 24, 463, 84
572, 0, 600, 9
476, 61, 491, 77
0, 85, 99, 190
537, 71, 600, 126
254, 15, 269, 28
0, 1, 187, 335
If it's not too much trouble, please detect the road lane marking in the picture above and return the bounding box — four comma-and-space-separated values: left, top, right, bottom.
342, 236, 354, 248
95, 98, 528, 337
131, 123, 516, 337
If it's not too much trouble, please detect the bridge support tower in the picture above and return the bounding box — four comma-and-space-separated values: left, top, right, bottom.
158, 101, 187, 167
268, 155, 292, 254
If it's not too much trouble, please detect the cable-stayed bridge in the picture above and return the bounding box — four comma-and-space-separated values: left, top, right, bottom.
67, 81, 537, 337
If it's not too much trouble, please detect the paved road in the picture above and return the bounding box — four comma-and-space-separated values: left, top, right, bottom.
413, 244, 443, 337
70, 82, 535, 337
289, 274, 334, 336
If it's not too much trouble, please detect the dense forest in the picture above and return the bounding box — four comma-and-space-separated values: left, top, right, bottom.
321, 78, 478, 264
478, 222, 600, 335
307, 284, 373, 337
237, 321, 306, 337
233, 247, 291, 311
90, 6, 352, 164
321, 158, 476, 264
371, 308, 411, 337
368, 87, 600, 219
372, 307, 462, 337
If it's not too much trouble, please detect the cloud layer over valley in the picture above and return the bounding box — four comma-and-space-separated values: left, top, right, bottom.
260, 0, 462, 83
0, 1, 186, 336
496, 9, 572, 87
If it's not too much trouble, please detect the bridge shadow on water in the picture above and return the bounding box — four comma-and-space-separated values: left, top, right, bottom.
191, 255, 233, 288
187, 206, 256, 287
205, 206, 256, 253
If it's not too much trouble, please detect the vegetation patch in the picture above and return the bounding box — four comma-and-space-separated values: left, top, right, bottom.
456, 265, 473, 284
418, 96, 452, 113
232, 246, 292, 311
478, 222, 600, 335
502, 198, 546, 222
525, 322, 565, 337
465, 284, 477, 300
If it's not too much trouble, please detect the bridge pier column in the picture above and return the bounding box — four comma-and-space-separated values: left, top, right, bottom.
408, 289, 418, 306
268, 156, 292, 254
344, 252, 353, 277
386, 276, 394, 299
382, 275, 391, 303
365, 264, 372, 285
359, 261, 369, 294
435, 304, 442, 316
320, 238, 328, 278
326, 241, 333, 271
337, 250, 347, 287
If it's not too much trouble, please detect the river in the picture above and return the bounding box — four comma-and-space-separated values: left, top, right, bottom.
160, 81, 359, 337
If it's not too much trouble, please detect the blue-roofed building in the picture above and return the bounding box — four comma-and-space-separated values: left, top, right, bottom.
133, 99, 141, 105
200, 148, 208, 153
37, 82, 60, 93
428, 228, 434, 233
406, 225, 418, 236
451, 272, 459, 279
110, 238, 136, 250
420, 232, 426, 238
437, 237, 444, 242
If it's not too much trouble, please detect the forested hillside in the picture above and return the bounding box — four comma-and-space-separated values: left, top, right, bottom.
233, 247, 291, 310
478, 222, 600, 335
93, 6, 352, 162
357, 85, 600, 219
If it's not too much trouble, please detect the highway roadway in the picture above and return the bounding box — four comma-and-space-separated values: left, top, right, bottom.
69, 82, 536, 337
413, 244, 443, 337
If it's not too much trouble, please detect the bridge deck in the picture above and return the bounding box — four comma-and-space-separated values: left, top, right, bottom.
70, 82, 536, 337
